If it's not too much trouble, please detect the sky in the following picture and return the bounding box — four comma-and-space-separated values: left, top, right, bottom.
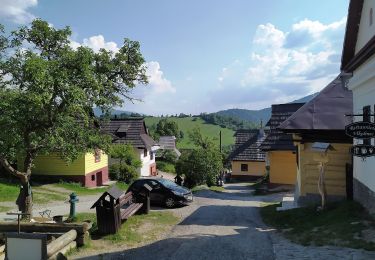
0, 0, 349, 115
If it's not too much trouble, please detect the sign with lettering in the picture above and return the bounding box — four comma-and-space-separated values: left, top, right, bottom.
351, 145, 375, 157
345, 122, 375, 139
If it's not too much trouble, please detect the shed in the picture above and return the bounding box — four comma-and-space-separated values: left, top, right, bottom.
278, 78, 353, 205
91, 186, 124, 234
261, 103, 305, 185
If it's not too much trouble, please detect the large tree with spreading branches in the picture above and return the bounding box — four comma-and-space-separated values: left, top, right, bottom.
0, 19, 148, 216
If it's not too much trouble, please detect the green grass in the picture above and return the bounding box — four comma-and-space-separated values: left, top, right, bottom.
54, 182, 129, 196
74, 211, 179, 245
0, 180, 20, 202
260, 201, 375, 250
0, 205, 12, 212
156, 161, 176, 173
33, 191, 67, 204
191, 185, 225, 193
145, 117, 234, 149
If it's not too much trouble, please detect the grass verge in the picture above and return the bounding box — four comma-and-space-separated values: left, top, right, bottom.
192, 185, 225, 193
0, 180, 20, 202
54, 182, 129, 196
260, 201, 375, 250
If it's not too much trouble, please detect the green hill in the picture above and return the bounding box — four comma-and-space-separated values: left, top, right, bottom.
144, 117, 235, 149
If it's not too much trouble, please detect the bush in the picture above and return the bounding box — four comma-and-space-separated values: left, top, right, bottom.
157, 161, 176, 173
109, 163, 139, 184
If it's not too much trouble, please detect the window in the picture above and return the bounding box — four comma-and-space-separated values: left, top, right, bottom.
94, 149, 101, 163
144, 149, 148, 157
363, 106, 371, 145
241, 164, 248, 172
150, 152, 154, 160
370, 8, 373, 26
91, 174, 95, 181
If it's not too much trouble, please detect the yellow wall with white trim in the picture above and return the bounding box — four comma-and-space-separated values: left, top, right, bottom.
231, 161, 266, 176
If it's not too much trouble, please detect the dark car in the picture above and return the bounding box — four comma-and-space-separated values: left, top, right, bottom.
127, 178, 193, 208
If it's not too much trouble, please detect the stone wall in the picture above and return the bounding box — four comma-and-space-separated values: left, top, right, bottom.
354, 178, 375, 214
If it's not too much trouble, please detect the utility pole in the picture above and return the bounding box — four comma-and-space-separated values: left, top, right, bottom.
219, 130, 222, 152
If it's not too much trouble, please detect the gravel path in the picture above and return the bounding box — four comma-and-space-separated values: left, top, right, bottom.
75, 182, 375, 260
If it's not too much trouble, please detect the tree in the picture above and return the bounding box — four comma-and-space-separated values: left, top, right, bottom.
176, 128, 223, 188
0, 20, 148, 216
155, 119, 179, 138
109, 144, 142, 183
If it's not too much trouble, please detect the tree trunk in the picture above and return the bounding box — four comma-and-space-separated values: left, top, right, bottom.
0, 156, 33, 218
317, 162, 326, 210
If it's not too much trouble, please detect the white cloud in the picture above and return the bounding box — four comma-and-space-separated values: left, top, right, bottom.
215, 17, 346, 109
70, 35, 119, 53
0, 0, 37, 24
145, 61, 176, 94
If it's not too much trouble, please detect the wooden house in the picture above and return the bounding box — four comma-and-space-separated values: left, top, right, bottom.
19, 150, 109, 187
101, 118, 159, 177
261, 103, 305, 185
158, 136, 181, 158
278, 78, 353, 204
341, 0, 375, 212
229, 129, 267, 180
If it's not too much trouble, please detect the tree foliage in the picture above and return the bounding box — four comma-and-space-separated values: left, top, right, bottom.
0, 19, 148, 214
155, 119, 179, 139
109, 144, 142, 183
176, 127, 223, 188
199, 113, 257, 131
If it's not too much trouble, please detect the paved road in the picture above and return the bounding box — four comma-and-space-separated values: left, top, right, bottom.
76, 182, 375, 260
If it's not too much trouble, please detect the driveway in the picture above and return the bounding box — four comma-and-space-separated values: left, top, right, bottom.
75, 182, 375, 260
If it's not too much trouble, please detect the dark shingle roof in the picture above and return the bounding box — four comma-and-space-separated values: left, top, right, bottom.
278, 78, 353, 132
230, 129, 267, 162
261, 103, 304, 151
91, 186, 124, 208
158, 136, 177, 150
101, 118, 156, 149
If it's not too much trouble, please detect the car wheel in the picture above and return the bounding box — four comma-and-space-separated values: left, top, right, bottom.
165, 197, 175, 208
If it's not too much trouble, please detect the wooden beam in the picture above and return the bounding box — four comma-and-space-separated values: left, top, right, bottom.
0, 222, 91, 235
47, 230, 77, 258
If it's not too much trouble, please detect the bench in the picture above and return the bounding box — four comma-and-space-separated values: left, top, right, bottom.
119, 192, 143, 220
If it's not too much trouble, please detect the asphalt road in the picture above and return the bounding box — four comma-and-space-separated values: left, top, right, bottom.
78, 183, 281, 260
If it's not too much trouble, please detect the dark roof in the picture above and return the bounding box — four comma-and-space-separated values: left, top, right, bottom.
340, 0, 375, 73
101, 118, 156, 149
230, 129, 267, 162
278, 78, 353, 132
158, 136, 177, 150
261, 103, 305, 151
91, 186, 124, 208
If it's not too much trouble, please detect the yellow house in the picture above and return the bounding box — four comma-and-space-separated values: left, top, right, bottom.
19, 151, 108, 187
279, 78, 353, 204
230, 129, 267, 180
261, 103, 305, 185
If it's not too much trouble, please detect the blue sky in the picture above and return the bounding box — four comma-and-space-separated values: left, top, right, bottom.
0, 0, 349, 115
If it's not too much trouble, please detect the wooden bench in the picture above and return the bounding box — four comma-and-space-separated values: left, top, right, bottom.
119, 192, 143, 220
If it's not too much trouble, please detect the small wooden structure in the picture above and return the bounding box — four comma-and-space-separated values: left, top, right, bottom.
91, 186, 147, 235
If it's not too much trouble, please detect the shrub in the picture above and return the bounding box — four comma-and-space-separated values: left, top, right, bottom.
109, 163, 139, 184
157, 161, 176, 173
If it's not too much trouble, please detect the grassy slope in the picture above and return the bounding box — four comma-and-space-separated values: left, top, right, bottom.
145, 117, 234, 149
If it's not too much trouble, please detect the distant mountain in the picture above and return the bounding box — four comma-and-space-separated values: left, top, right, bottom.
215, 93, 318, 125
93, 107, 146, 117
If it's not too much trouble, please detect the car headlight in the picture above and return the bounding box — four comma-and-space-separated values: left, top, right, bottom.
172, 190, 183, 196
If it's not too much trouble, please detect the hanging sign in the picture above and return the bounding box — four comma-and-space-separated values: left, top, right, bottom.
351, 144, 375, 157
345, 122, 375, 139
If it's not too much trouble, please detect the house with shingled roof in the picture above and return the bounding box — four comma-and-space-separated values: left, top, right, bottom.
229, 129, 267, 179
261, 103, 304, 185
158, 136, 181, 158
101, 118, 160, 177
279, 77, 353, 205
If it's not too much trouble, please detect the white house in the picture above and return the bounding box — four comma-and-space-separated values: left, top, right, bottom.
102, 118, 160, 177
341, 0, 375, 212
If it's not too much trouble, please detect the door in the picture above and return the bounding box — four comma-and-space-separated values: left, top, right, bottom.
96, 171, 103, 186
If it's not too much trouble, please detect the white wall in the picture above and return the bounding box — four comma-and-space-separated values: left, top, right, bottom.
138, 148, 156, 177
356, 0, 375, 53
348, 54, 375, 193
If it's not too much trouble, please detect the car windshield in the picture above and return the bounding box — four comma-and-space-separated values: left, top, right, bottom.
158, 179, 179, 189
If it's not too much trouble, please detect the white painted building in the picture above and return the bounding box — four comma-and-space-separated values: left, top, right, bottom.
102, 118, 159, 177
342, 0, 375, 212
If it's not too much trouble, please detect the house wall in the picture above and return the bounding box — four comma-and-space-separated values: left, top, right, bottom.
296, 143, 351, 204
348, 49, 375, 213
138, 149, 157, 177
19, 152, 109, 187
355, 0, 375, 53
231, 161, 266, 177
268, 151, 297, 185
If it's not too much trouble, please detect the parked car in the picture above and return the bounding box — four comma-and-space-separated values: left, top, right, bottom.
127, 178, 193, 208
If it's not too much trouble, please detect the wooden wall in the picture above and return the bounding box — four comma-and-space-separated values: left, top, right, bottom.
268, 151, 297, 185
297, 142, 351, 197
231, 161, 266, 177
